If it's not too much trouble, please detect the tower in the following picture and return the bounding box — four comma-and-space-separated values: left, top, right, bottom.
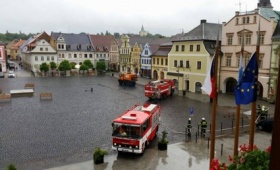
258, 0, 273, 8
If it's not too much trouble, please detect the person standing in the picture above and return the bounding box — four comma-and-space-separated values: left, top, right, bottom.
187, 118, 192, 137
200, 118, 207, 137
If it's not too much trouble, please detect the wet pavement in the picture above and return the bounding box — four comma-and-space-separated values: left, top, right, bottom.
0, 65, 274, 170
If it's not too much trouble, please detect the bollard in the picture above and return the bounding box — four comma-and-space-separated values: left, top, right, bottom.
207, 138, 210, 149
221, 143, 223, 156
197, 125, 200, 136
242, 117, 244, 129
195, 133, 197, 143
232, 118, 234, 132
221, 122, 223, 134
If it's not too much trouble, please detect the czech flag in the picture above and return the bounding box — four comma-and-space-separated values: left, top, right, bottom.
201, 56, 216, 99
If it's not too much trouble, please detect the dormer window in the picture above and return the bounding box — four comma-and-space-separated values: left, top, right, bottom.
77, 44, 82, 50
66, 44, 71, 50
96, 46, 100, 51
87, 45, 92, 51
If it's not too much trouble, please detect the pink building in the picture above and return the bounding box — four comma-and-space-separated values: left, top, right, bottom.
0, 42, 7, 73
220, 0, 280, 100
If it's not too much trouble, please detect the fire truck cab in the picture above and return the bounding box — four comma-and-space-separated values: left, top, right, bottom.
144, 79, 175, 100
112, 103, 160, 154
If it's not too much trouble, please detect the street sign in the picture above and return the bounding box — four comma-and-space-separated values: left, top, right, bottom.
190, 107, 194, 116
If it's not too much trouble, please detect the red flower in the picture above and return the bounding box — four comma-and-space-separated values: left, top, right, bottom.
266, 146, 271, 153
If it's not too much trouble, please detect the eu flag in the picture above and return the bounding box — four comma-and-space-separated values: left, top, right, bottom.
234, 52, 258, 105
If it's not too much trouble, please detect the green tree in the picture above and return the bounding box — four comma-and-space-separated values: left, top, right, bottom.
58, 60, 71, 72
96, 61, 106, 72
79, 64, 88, 75
83, 59, 93, 69
49, 61, 57, 70
39, 62, 49, 73
70, 62, 76, 69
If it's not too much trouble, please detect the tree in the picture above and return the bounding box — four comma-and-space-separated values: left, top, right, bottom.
50, 61, 57, 70
79, 64, 88, 75
58, 60, 71, 72
83, 59, 93, 69
70, 62, 76, 69
96, 61, 106, 72
40, 62, 49, 73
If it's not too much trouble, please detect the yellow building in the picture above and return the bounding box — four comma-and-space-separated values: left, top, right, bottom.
151, 43, 172, 80
167, 20, 222, 96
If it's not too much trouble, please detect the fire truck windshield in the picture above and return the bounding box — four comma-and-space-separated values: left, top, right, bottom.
112, 124, 141, 139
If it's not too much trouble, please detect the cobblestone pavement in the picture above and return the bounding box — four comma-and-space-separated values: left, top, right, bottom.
0, 68, 275, 170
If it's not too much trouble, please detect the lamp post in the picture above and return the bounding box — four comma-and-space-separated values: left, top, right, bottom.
177, 66, 179, 94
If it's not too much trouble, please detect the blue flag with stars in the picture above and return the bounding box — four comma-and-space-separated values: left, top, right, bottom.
234, 52, 258, 105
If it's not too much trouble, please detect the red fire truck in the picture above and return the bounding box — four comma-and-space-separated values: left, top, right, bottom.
144, 79, 175, 100
112, 103, 160, 154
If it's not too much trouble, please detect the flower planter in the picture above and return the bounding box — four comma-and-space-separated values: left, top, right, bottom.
158, 143, 168, 150
93, 155, 104, 164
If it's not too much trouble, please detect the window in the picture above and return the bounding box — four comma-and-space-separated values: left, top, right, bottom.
45, 47, 48, 51
79, 54, 82, 58
96, 54, 99, 57
40, 47, 43, 51
145, 50, 148, 55
51, 56, 54, 61
260, 33, 265, 44
238, 35, 243, 45
89, 54, 93, 58
245, 34, 251, 45
226, 54, 232, 67
190, 45, 193, 51
242, 17, 245, 24
74, 54, 77, 58
84, 54, 87, 58
68, 53, 71, 58
246, 17, 250, 23
161, 58, 163, 65
62, 54, 64, 58
47, 56, 50, 61
197, 61, 201, 69
186, 60, 190, 68
165, 59, 168, 66
180, 60, 183, 67
259, 54, 264, 68
174, 60, 177, 67
176, 45, 179, 52
227, 34, 233, 45
254, 16, 257, 23
35, 56, 38, 61
41, 56, 44, 61
196, 45, 200, 51
236, 18, 239, 25
153, 58, 155, 64
181, 45, 185, 52
157, 58, 159, 65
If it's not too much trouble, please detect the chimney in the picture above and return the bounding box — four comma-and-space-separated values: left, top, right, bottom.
201, 19, 207, 24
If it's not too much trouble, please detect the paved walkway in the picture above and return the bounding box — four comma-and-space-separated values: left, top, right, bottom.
45, 73, 274, 170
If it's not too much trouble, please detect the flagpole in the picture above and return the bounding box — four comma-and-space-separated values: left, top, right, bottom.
249, 15, 260, 150
209, 28, 219, 168
233, 30, 244, 156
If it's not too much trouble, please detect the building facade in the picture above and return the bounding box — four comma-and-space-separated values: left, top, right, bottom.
167, 20, 222, 96
220, 2, 280, 100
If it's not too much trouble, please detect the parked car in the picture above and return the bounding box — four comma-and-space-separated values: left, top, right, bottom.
0, 72, 4, 78
8, 70, 16, 78
256, 118, 273, 132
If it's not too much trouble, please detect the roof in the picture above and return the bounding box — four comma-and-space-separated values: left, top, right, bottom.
89, 35, 117, 52
127, 34, 169, 48
175, 20, 222, 41
113, 110, 149, 125
259, 7, 280, 21
272, 19, 280, 40
152, 43, 172, 56
203, 40, 223, 56
13, 40, 26, 49
51, 32, 92, 51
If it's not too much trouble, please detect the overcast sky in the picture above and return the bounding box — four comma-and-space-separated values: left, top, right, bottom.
1, 0, 280, 36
